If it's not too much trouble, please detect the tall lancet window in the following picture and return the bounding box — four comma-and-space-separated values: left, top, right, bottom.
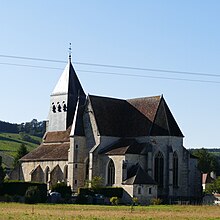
154, 151, 164, 188
107, 159, 115, 186
64, 165, 68, 182
45, 166, 50, 183
173, 152, 178, 187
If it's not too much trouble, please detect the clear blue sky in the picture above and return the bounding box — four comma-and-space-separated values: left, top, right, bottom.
0, 1, 220, 148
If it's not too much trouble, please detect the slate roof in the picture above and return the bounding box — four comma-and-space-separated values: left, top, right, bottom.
89, 95, 183, 137
99, 139, 146, 155
51, 61, 86, 129
20, 128, 71, 162
71, 105, 85, 136
123, 164, 157, 185
52, 61, 85, 97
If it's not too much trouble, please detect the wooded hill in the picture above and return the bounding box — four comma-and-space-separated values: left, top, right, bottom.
0, 119, 46, 137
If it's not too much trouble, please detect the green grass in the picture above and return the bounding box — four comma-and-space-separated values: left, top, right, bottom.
0, 203, 220, 220
0, 133, 41, 167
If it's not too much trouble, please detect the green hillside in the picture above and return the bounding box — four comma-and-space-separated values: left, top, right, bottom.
0, 133, 42, 168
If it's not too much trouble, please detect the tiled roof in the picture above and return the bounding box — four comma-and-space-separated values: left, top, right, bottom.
89, 95, 183, 137
43, 127, 71, 143
89, 95, 152, 137
99, 139, 146, 155
127, 96, 161, 122
123, 164, 157, 185
150, 98, 183, 137
20, 129, 71, 162
20, 143, 69, 161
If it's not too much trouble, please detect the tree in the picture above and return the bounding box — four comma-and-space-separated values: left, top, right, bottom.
192, 148, 218, 173
206, 177, 220, 194
85, 176, 104, 189
14, 143, 28, 166
0, 156, 6, 184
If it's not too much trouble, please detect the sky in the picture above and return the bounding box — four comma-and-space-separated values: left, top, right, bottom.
0, 1, 220, 149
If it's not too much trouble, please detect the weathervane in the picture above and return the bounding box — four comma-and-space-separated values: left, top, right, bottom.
68, 43, 72, 62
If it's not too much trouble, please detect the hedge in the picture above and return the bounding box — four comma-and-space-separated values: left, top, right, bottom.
78, 187, 123, 198
0, 181, 47, 202
51, 182, 72, 198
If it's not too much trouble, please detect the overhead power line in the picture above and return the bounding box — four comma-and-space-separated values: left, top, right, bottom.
0, 54, 66, 64
77, 70, 220, 84
0, 61, 220, 84
0, 54, 220, 79
0, 62, 63, 70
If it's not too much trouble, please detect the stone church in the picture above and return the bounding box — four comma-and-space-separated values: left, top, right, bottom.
18, 57, 201, 204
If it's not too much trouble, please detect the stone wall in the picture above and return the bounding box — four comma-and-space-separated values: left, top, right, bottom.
68, 136, 88, 192
48, 94, 68, 131
20, 160, 68, 188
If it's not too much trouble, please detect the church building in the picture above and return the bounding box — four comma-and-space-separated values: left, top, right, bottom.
18, 57, 201, 204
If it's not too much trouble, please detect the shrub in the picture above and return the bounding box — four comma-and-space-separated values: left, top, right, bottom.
132, 197, 139, 205
110, 196, 119, 205
25, 186, 41, 204
78, 187, 123, 198
90, 176, 104, 189
51, 182, 72, 199
75, 194, 89, 204
151, 198, 162, 205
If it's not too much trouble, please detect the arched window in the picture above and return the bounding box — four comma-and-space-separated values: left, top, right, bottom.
57, 102, 62, 112
85, 159, 89, 180
173, 152, 178, 187
154, 151, 164, 188
45, 166, 50, 183
31, 165, 44, 182
64, 165, 68, 181
52, 103, 56, 113
107, 159, 115, 186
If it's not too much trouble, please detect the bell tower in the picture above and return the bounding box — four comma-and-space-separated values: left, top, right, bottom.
48, 54, 86, 131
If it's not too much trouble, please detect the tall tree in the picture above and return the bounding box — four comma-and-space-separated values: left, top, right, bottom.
14, 143, 28, 167
192, 148, 218, 173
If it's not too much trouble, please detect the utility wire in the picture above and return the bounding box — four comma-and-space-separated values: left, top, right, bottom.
0, 61, 220, 84
0, 54, 220, 78
0, 62, 63, 70
0, 54, 66, 64
78, 70, 220, 84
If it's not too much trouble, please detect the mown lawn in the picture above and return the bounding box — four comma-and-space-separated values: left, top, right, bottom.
0, 203, 220, 220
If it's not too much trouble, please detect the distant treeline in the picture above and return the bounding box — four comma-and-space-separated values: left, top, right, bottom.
190, 148, 220, 154
0, 119, 46, 137
0, 121, 18, 133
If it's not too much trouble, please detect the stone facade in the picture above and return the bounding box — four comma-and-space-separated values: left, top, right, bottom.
17, 59, 201, 204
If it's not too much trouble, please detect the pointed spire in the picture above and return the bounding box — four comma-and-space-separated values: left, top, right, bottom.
48, 49, 86, 131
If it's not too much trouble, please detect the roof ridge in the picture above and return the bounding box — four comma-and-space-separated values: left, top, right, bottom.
127, 95, 162, 101
88, 94, 125, 102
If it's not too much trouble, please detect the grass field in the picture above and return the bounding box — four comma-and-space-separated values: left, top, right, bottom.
0, 133, 41, 167
0, 203, 220, 220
